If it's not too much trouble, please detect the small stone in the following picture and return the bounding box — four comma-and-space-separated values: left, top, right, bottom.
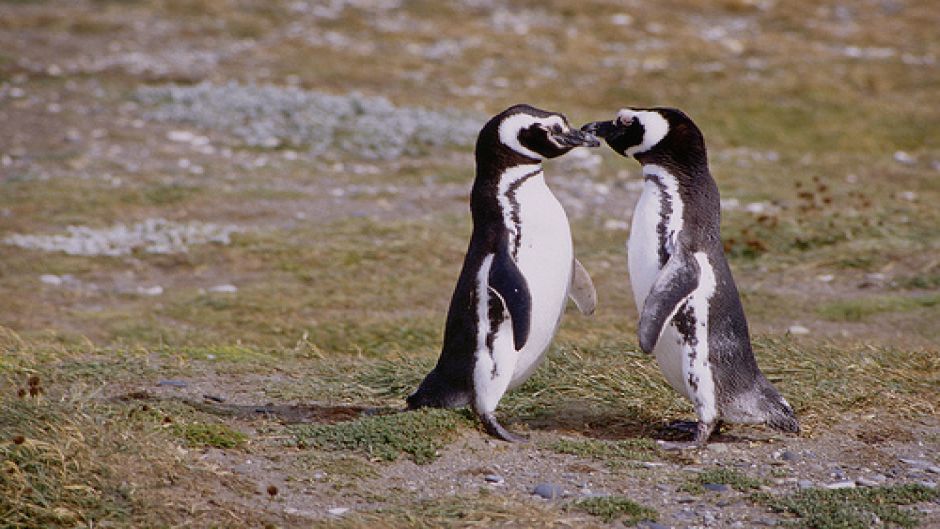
327, 507, 349, 516
208, 284, 238, 293
532, 483, 565, 499
137, 285, 164, 296
817, 274, 834, 283
157, 380, 187, 388
781, 451, 800, 462
787, 325, 810, 335
916, 480, 936, 489
824, 480, 856, 490
40, 274, 63, 286
798, 479, 814, 489
707, 443, 730, 454
167, 130, 196, 143
703, 483, 731, 492
893, 151, 916, 164
856, 477, 881, 487
484, 474, 504, 484
636, 522, 668, 529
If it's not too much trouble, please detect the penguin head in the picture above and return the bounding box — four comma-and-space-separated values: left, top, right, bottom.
581, 107, 706, 166
481, 104, 600, 164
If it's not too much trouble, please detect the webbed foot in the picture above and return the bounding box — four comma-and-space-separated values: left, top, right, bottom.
479, 412, 528, 443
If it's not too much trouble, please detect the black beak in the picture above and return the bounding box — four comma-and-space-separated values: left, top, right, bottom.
554, 128, 600, 148
580, 120, 619, 139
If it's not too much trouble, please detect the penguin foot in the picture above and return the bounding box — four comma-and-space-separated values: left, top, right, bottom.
694, 421, 719, 446
479, 413, 528, 443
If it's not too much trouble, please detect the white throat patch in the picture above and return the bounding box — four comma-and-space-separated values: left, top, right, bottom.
618, 109, 670, 156
498, 113, 566, 160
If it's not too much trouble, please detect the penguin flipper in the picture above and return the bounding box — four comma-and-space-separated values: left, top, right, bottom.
488, 244, 532, 351
638, 249, 700, 354
568, 258, 597, 315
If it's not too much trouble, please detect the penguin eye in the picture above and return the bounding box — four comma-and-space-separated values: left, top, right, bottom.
550, 124, 563, 134
618, 115, 635, 126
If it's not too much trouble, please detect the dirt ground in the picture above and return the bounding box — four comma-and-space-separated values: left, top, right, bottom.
1, 1, 938, 528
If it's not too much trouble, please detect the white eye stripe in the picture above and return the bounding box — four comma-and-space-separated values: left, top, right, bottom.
616, 109, 669, 156
498, 113, 568, 158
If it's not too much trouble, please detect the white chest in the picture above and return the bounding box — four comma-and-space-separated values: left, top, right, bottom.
496, 167, 573, 387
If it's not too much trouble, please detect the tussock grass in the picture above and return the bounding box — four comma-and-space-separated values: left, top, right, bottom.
568, 495, 658, 524
756, 484, 939, 529
293, 408, 472, 464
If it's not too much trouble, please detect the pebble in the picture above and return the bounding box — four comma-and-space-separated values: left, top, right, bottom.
917, 480, 936, 489
636, 522, 668, 529
484, 474, 504, 484
893, 151, 916, 165
327, 507, 349, 516
208, 284, 238, 293
703, 483, 731, 492
781, 451, 800, 462
707, 443, 730, 454
899, 458, 940, 474
40, 274, 64, 286
797, 479, 814, 489
532, 483, 565, 499
137, 285, 164, 296
157, 380, 187, 388
824, 480, 856, 490
856, 477, 881, 487
787, 325, 810, 335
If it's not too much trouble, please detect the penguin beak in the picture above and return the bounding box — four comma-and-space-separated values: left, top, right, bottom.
580, 120, 619, 139
553, 128, 601, 148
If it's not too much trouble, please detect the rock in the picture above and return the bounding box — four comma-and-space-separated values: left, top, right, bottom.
707, 443, 730, 454
797, 480, 814, 489
824, 480, 856, 490
636, 522, 668, 529
787, 325, 810, 335
856, 477, 881, 487
208, 284, 238, 293
703, 483, 731, 492
40, 274, 63, 286
484, 474, 504, 484
781, 451, 800, 462
137, 285, 164, 296
157, 380, 187, 388
327, 507, 349, 516
817, 274, 834, 283
532, 483, 565, 499
893, 151, 916, 165
917, 480, 937, 489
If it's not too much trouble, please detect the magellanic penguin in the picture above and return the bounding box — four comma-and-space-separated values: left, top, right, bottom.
582, 108, 799, 445
407, 104, 600, 442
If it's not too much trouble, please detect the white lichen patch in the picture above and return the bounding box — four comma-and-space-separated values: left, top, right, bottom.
136, 82, 482, 160
4, 218, 242, 257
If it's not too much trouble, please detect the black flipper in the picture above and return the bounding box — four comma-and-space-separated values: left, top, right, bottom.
638, 248, 700, 354
488, 236, 532, 351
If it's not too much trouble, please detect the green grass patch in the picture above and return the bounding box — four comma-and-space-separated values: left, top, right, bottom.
293, 408, 472, 464
683, 467, 764, 494
817, 294, 940, 322
568, 495, 658, 524
756, 484, 939, 529
547, 437, 658, 462
172, 422, 247, 449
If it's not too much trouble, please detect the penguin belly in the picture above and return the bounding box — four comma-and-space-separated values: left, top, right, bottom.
502, 173, 573, 389
628, 178, 694, 398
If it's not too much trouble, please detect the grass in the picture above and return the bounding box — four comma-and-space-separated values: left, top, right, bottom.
292, 408, 473, 464
682, 467, 764, 494
817, 294, 940, 322
568, 496, 658, 524
756, 484, 939, 529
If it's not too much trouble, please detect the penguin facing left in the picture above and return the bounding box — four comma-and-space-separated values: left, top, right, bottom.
407, 104, 600, 442
582, 108, 799, 445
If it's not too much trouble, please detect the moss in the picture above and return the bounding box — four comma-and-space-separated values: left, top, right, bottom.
756, 484, 939, 529
568, 496, 658, 524
173, 422, 247, 449
683, 467, 764, 494
293, 408, 471, 464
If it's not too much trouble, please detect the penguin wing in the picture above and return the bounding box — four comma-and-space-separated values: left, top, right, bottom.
638, 249, 700, 354
488, 239, 532, 351
569, 258, 597, 315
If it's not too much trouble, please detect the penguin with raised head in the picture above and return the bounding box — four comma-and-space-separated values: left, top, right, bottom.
407, 104, 600, 442
582, 108, 799, 445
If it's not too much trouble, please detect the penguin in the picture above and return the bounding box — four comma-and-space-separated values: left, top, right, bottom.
407, 104, 600, 442
581, 108, 799, 445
